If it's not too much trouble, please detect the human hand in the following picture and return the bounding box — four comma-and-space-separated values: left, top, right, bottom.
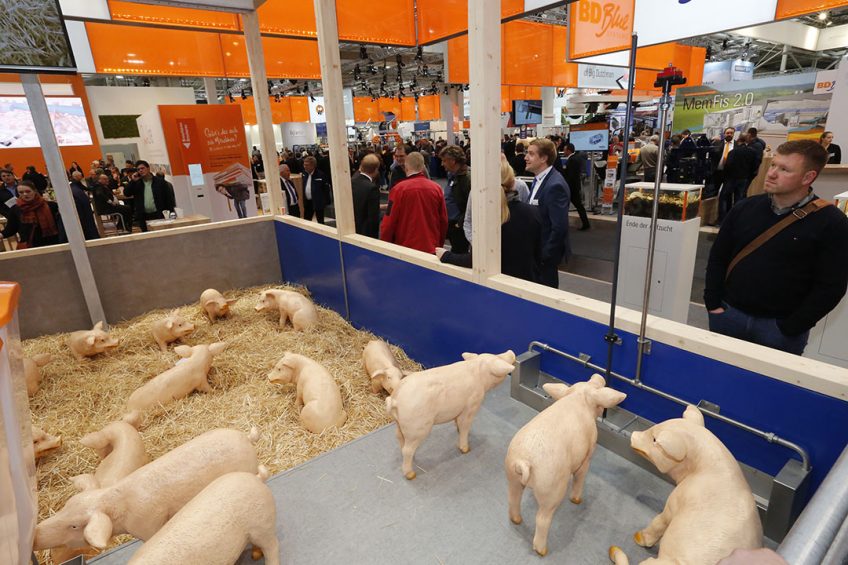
435, 247, 447, 259
717, 548, 787, 565
709, 307, 725, 314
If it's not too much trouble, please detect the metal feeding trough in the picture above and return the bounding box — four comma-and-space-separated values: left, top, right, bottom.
510, 343, 811, 542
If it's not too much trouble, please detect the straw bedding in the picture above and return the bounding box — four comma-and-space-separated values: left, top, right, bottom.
25, 284, 422, 563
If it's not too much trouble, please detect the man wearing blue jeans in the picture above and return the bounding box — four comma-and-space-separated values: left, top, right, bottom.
704, 140, 848, 355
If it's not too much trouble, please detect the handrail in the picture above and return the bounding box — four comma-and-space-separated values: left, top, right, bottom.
528, 340, 811, 471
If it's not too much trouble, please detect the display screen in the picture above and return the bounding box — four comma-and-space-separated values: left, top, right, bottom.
570, 126, 610, 151
0, 97, 92, 147
513, 100, 543, 125
0, 0, 76, 72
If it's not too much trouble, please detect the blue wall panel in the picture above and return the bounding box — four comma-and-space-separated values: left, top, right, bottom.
275, 225, 848, 493
274, 221, 347, 317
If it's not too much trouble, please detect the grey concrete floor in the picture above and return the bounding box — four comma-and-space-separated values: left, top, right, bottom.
91, 382, 674, 565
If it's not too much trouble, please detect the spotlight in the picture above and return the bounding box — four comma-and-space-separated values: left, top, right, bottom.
819, 11, 829, 21
422, 64, 429, 77
229, 93, 235, 103
415, 46, 423, 61
396, 54, 405, 68
414, 92, 420, 102
353, 64, 361, 80
275, 93, 281, 103
360, 45, 368, 59
241, 89, 247, 100
142, 77, 150, 87
443, 85, 449, 95
310, 93, 316, 102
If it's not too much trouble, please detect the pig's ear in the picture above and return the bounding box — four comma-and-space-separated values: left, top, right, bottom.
489, 358, 515, 376
588, 374, 606, 388
461, 352, 478, 360
83, 511, 113, 549
165, 319, 174, 330
174, 345, 193, 358
93, 321, 104, 331
34, 353, 53, 367
208, 342, 227, 356
86, 335, 96, 347
655, 430, 686, 462
226, 298, 238, 304
498, 350, 516, 364
591, 387, 627, 408
682, 406, 705, 427
71, 473, 100, 491
542, 382, 570, 400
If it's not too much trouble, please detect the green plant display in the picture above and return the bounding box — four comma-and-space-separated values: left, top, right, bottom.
99, 115, 141, 139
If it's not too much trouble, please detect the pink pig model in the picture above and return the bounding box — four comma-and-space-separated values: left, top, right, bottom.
32, 425, 62, 459
609, 406, 762, 565
268, 352, 347, 433
150, 310, 195, 352
72, 421, 149, 490
24, 353, 52, 396
505, 374, 627, 556
200, 288, 237, 323
67, 321, 119, 361
386, 350, 515, 480
255, 288, 318, 331
33, 428, 265, 552
362, 340, 405, 394
127, 472, 280, 565
123, 342, 226, 427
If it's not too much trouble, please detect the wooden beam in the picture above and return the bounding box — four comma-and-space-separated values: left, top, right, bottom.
468, 0, 501, 282
313, 0, 355, 236
241, 10, 285, 215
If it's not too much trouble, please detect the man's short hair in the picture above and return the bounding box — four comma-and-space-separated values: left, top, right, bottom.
529, 138, 557, 166
747, 127, 758, 137
564, 142, 575, 153
135, 160, 149, 168
405, 151, 425, 173
776, 139, 829, 176
439, 145, 466, 165
360, 153, 380, 175
0, 169, 11, 177
303, 156, 317, 166
99, 174, 110, 180
682, 129, 691, 136
650, 135, 659, 144
394, 145, 407, 156
737, 133, 749, 145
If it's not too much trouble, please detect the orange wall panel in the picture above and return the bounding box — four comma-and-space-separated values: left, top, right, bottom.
418, 0, 524, 44
400, 98, 417, 122
552, 26, 579, 87
353, 98, 381, 123
158, 105, 248, 176
503, 21, 552, 86
337, 0, 416, 46
379, 97, 402, 120
776, 0, 848, 19
417, 95, 440, 121
257, 0, 316, 37
289, 97, 310, 122
222, 36, 321, 79
108, 0, 239, 30
447, 35, 469, 84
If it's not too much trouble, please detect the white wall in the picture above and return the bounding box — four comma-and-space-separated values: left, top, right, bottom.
85, 86, 196, 146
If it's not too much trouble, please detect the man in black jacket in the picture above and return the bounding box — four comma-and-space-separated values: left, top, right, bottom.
440, 145, 470, 254
123, 160, 176, 232
351, 154, 381, 238
563, 143, 591, 231
718, 133, 759, 223
302, 156, 331, 224
704, 139, 848, 355
69, 172, 100, 240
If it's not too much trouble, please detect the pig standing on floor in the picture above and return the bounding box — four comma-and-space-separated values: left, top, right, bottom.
24, 353, 52, 396
362, 340, 404, 394
200, 289, 236, 323
505, 375, 627, 557
609, 406, 762, 565
33, 428, 265, 552
32, 425, 61, 459
268, 352, 347, 434
255, 288, 318, 331
123, 342, 226, 427
127, 472, 280, 565
150, 310, 195, 352
67, 321, 119, 361
386, 350, 515, 480
72, 421, 149, 490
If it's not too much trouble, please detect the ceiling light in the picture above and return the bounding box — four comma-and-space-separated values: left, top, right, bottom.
819, 11, 829, 20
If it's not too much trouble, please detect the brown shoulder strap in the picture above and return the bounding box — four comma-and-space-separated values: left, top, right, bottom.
725, 198, 832, 280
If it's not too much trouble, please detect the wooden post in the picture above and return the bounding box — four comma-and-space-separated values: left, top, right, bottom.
21, 74, 107, 326
313, 0, 354, 236
241, 10, 284, 215
468, 0, 501, 282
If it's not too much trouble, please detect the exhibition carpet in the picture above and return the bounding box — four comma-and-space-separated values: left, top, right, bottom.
91, 381, 672, 564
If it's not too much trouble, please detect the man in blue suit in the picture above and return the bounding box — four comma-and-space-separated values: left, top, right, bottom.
526, 138, 571, 288
302, 155, 331, 224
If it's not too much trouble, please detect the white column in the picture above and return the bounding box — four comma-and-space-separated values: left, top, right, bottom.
21, 74, 106, 326
441, 90, 464, 145
203, 77, 220, 104
313, 0, 354, 236
241, 11, 284, 215
468, 0, 501, 282
541, 86, 555, 125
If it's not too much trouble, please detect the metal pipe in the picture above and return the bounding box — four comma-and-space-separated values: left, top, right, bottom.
605, 33, 639, 380
634, 79, 673, 384
779, 444, 848, 564
529, 341, 810, 471
822, 512, 848, 565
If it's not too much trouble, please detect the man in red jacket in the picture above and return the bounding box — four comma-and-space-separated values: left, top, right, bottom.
380, 151, 447, 253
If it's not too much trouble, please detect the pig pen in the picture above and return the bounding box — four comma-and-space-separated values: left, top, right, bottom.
25, 284, 422, 565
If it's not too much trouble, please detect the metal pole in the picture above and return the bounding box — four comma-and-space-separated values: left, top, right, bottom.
634, 75, 674, 384
20, 74, 106, 327
604, 33, 639, 378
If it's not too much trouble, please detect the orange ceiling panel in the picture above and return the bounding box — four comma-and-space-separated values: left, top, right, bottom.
108, 1, 240, 30
447, 34, 469, 84
418, 0, 524, 44
776, 0, 848, 19
503, 21, 553, 86
400, 98, 417, 122
337, 0, 416, 46
221, 36, 321, 79
551, 26, 579, 87
86, 22, 227, 76
289, 96, 311, 122
353, 97, 382, 122
379, 97, 402, 120
417, 95, 440, 121
257, 0, 316, 37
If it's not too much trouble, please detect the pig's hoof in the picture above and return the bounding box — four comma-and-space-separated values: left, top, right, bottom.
609, 546, 623, 561
459, 445, 470, 454
405, 470, 416, 480
251, 547, 263, 560
633, 531, 645, 546
570, 496, 582, 505
510, 515, 522, 525
534, 546, 548, 557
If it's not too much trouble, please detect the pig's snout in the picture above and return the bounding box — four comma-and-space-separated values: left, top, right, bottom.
630, 431, 650, 460
255, 303, 265, 312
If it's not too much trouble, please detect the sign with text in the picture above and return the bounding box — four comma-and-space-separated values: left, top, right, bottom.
776, 0, 848, 20
577, 64, 631, 89
569, 0, 634, 60
815, 69, 838, 95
